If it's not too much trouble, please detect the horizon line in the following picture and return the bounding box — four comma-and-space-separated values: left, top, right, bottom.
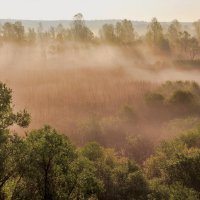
0, 18, 196, 23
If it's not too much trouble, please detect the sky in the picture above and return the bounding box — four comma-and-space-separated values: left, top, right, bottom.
0, 0, 199, 21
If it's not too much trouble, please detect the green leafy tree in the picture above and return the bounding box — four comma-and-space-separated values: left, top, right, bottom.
144, 129, 200, 196
0, 82, 30, 130
0, 82, 30, 198
12, 126, 103, 200
81, 142, 149, 200
148, 181, 199, 200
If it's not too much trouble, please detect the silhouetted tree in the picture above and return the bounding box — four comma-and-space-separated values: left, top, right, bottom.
70, 13, 94, 42
146, 18, 170, 51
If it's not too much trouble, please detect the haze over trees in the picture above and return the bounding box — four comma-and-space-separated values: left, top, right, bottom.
0, 14, 200, 60
1, 12, 200, 200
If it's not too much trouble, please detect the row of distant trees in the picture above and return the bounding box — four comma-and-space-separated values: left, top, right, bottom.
1, 13, 200, 58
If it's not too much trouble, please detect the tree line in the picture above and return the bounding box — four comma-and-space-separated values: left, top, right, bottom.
1, 14, 200, 59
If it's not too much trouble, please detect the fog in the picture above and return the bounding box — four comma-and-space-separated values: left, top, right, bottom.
0, 43, 199, 147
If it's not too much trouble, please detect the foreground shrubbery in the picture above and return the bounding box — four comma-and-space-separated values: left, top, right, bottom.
2, 125, 200, 200
0, 126, 150, 200
145, 81, 200, 118
2, 123, 200, 199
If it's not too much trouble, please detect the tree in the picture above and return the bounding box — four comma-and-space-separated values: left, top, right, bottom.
179, 31, 191, 54
111, 161, 149, 200
165, 150, 200, 193
146, 18, 169, 51
0, 82, 30, 130
37, 22, 44, 41
2, 21, 25, 42
188, 37, 200, 60
148, 181, 199, 200
81, 142, 149, 200
168, 90, 194, 105
11, 126, 103, 200
2, 22, 14, 41
13, 21, 25, 42
167, 20, 182, 50
115, 20, 135, 44
49, 26, 56, 40
178, 31, 200, 59
70, 13, 94, 42
27, 28, 37, 44
99, 24, 116, 43
193, 19, 200, 42
144, 129, 200, 196
0, 82, 30, 198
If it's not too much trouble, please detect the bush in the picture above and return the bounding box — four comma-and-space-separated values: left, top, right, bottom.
167, 90, 194, 105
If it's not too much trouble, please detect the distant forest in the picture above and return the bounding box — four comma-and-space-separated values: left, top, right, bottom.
0, 19, 194, 35
0, 13, 199, 62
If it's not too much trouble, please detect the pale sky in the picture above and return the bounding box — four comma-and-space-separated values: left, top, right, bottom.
0, 0, 199, 21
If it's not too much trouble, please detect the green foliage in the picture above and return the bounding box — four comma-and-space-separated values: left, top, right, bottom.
111, 163, 149, 200
168, 183, 199, 200
81, 142, 104, 162
167, 90, 194, 105
165, 150, 200, 193
81, 143, 150, 200
144, 128, 200, 196
11, 126, 103, 200
163, 117, 200, 138
0, 82, 30, 130
148, 181, 199, 200
179, 128, 200, 148
144, 81, 200, 119
144, 140, 186, 179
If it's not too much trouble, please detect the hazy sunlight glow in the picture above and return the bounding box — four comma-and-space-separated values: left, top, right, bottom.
0, 0, 199, 21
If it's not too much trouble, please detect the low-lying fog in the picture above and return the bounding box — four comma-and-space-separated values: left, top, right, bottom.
0, 43, 199, 145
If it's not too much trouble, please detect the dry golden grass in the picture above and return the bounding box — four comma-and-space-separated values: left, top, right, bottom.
0, 43, 199, 141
